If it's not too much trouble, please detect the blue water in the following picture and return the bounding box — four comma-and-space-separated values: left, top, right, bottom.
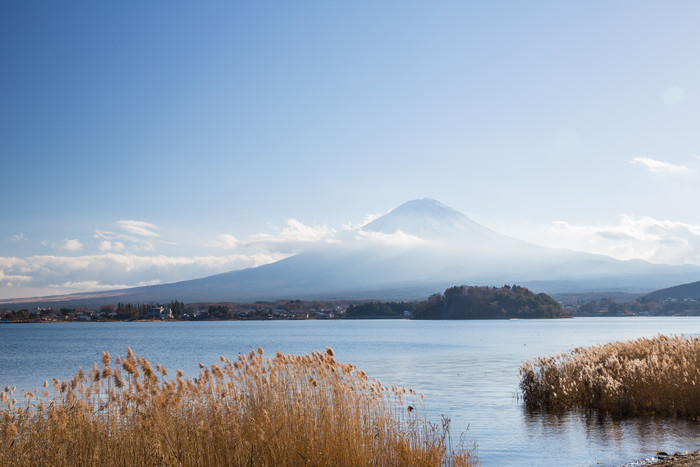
1, 317, 699, 466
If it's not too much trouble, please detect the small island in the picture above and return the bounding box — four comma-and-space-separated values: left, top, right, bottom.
412, 285, 570, 320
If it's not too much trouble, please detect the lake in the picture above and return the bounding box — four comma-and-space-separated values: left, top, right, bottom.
1, 317, 699, 466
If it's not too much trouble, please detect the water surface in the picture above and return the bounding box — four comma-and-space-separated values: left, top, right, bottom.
1, 317, 699, 466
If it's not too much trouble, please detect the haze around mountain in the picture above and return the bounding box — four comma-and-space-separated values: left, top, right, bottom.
3, 199, 699, 308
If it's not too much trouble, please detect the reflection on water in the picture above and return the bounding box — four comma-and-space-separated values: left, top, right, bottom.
523, 407, 700, 466
1, 317, 699, 466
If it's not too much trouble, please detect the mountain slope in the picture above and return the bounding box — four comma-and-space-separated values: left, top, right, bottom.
645, 280, 700, 301
363, 199, 502, 241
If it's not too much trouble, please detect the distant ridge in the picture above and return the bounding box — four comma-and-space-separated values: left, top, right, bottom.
645, 280, 700, 301
2, 198, 700, 309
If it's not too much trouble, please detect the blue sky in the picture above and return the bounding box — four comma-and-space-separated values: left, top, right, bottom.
2, 1, 700, 299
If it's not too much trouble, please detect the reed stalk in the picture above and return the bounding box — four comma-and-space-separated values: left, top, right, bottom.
1, 347, 477, 466
519, 334, 700, 418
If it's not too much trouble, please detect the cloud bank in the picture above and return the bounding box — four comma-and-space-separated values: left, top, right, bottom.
547, 215, 700, 265
245, 219, 338, 253
207, 217, 426, 253
0, 252, 286, 298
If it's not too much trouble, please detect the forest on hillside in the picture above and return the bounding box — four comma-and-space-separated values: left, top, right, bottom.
412, 285, 570, 320
344, 302, 415, 319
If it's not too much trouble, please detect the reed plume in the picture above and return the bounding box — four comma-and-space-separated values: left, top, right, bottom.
519, 334, 700, 418
0, 347, 477, 466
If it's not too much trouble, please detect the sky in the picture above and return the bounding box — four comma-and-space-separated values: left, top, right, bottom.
2, 1, 700, 299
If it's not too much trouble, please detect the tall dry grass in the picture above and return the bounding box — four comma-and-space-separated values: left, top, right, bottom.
519, 334, 700, 418
0, 347, 477, 466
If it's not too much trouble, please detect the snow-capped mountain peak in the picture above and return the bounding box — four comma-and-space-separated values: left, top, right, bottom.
361, 198, 500, 241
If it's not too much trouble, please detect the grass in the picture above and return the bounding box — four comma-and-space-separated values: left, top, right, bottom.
0, 347, 477, 466
519, 334, 700, 418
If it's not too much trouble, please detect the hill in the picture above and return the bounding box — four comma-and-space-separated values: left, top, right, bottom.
645, 280, 700, 301
413, 285, 569, 319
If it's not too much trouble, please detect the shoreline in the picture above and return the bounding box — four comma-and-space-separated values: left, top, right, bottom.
647, 451, 700, 465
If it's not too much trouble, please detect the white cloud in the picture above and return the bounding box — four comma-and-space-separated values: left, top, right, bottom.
354, 229, 426, 246
118, 220, 160, 237
98, 240, 125, 251
631, 157, 689, 174
342, 212, 383, 231
60, 239, 84, 251
137, 279, 162, 286
245, 218, 338, 253
206, 234, 240, 250
46, 279, 160, 291
94, 229, 154, 252
8, 232, 27, 242
47, 280, 134, 291
546, 215, 700, 265
209, 215, 426, 254
0, 269, 33, 285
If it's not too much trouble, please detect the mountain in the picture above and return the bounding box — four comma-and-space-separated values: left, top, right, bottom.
362, 199, 501, 241
3, 199, 700, 308
645, 280, 700, 301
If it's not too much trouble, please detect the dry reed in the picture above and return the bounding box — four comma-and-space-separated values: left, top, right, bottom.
0, 347, 477, 466
519, 334, 700, 418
